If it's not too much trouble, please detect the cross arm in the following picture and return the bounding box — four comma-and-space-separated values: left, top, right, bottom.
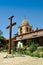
8, 16, 14, 20
6, 22, 16, 29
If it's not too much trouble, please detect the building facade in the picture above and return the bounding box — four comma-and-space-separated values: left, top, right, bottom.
7, 18, 43, 48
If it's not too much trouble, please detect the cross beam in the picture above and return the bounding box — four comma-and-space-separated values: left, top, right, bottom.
6, 16, 16, 54
6, 22, 16, 29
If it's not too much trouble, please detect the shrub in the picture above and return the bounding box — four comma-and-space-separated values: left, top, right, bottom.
32, 53, 40, 57
29, 42, 37, 53
2, 49, 8, 52
38, 46, 43, 51
40, 54, 43, 58
25, 51, 31, 55
17, 46, 25, 54
11, 49, 15, 55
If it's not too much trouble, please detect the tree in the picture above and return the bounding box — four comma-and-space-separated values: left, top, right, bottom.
0, 36, 6, 48
0, 30, 3, 36
0, 30, 6, 49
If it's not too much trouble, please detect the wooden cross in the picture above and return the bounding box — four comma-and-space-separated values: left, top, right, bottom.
6, 16, 16, 54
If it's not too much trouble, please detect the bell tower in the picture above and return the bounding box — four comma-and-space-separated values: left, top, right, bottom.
18, 18, 32, 35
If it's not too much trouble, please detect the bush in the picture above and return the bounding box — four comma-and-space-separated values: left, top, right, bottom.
25, 51, 31, 55
11, 49, 16, 55
40, 54, 43, 58
17, 46, 24, 54
38, 46, 43, 51
32, 53, 40, 57
2, 49, 8, 52
29, 42, 37, 53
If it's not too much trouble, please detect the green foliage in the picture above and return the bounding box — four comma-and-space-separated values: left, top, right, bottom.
38, 46, 43, 51
29, 38, 39, 45
0, 30, 6, 50
21, 39, 31, 46
0, 30, 3, 36
29, 42, 37, 53
17, 47, 24, 54
32, 53, 40, 58
40, 54, 43, 58
25, 51, 31, 55
0, 36, 6, 49
2, 49, 8, 52
11, 49, 15, 55
10, 45, 43, 58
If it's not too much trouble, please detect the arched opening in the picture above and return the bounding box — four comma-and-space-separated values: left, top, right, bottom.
20, 27, 22, 34
26, 27, 28, 32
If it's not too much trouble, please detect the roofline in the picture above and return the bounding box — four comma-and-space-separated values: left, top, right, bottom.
6, 29, 43, 40
13, 36, 43, 42
15, 29, 43, 37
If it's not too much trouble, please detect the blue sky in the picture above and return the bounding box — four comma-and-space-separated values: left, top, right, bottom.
0, 0, 43, 38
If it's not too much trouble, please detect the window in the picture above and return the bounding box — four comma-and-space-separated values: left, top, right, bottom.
26, 27, 28, 32
20, 28, 22, 34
